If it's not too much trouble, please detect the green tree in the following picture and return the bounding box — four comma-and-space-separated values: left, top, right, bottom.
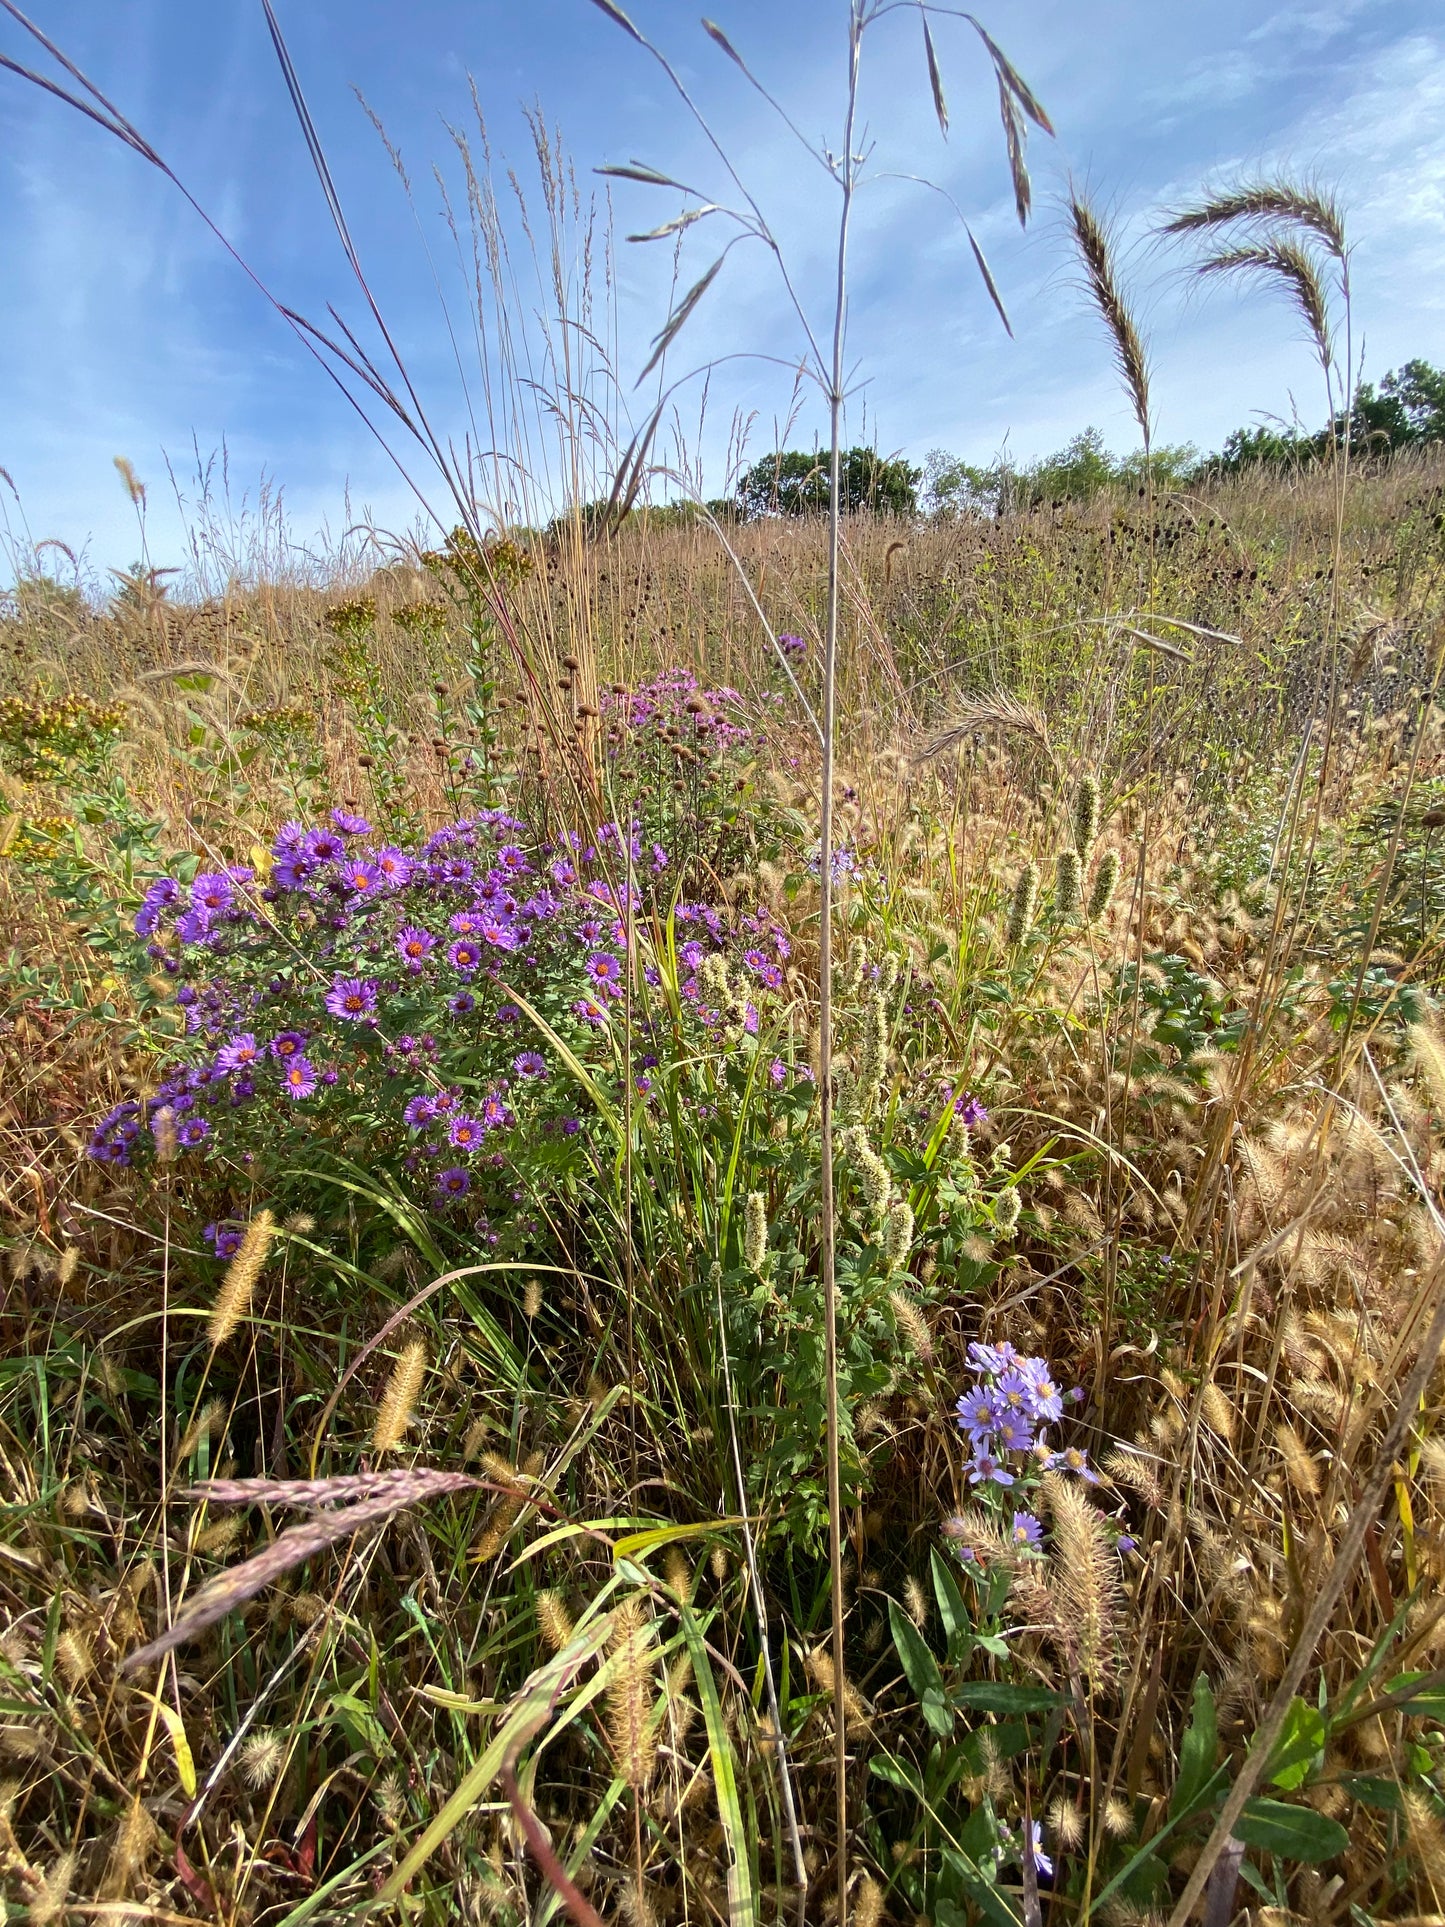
735, 446, 920, 520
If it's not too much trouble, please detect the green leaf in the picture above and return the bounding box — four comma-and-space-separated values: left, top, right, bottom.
869, 1749, 924, 1800
949, 1681, 1062, 1714
930, 1547, 972, 1653
889, 1601, 952, 1735
1171, 1673, 1219, 1820
1267, 1698, 1326, 1790
1234, 1798, 1350, 1864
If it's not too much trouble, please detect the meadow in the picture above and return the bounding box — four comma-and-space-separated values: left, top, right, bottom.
3, 443, 1445, 1925
5, 1, 1445, 1916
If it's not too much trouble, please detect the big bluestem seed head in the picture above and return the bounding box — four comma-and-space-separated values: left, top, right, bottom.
1088, 849, 1120, 921
1073, 774, 1101, 862
1006, 863, 1040, 945
743, 1192, 768, 1275
995, 1186, 1022, 1235
883, 1198, 914, 1271
1055, 848, 1083, 918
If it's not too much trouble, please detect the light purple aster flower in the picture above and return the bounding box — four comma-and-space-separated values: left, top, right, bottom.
190, 872, 235, 915
966, 1453, 1015, 1488
572, 996, 607, 1026
994, 1412, 1035, 1456
1010, 1511, 1045, 1548
585, 951, 623, 990
447, 939, 482, 974
331, 808, 372, 836
270, 1030, 308, 1059
176, 1115, 211, 1148
513, 1052, 548, 1079
340, 858, 383, 895
1047, 1446, 1100, 1485
303, 827, 347, 863
956, 1388, 999, 1442
404, 1094, 439, 1130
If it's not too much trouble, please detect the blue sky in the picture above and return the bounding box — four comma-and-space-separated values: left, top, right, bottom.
1, 0, 1441, 582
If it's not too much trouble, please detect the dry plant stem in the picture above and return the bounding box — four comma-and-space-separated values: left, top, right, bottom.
819, 14, 864, 1917
1165, 1247, 1445, 1927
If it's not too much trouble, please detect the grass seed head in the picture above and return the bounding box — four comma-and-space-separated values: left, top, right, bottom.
373, 1338, 428, 1453
208, 1209, 276, 1349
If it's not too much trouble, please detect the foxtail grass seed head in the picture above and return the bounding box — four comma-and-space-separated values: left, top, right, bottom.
883, 1197, 914, 1271
1073, 774, 1101, 862
1006, 862, 1040, 945
523, 1276, 543, 1321
55, 1246, 79, 1289
239, 1729, 286, 1790
151, 1103, 177, 1164
1055, 847, 1082, 918
889, 1290, 933, 1361
855, 1875, 884, 1927
30, 1852, 75, 1927
606, 1598, 658, 1789
743, 1191, 769, 1275
1087, 848, 1120, 921
1409, 1023, 1445, 1113
208, 1210, 276, 1349
536, 1589, 574, 1654
373, 1339, 427, 1453
994, 1185, 1022, 1235
841, 1124, 892, 1215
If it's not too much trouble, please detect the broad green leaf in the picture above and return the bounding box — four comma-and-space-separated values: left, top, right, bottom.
1267, 1697, 1326, 1790
949, 1681, 1062, 1714
889, 1601, 952, 1735
869, 1749, 925, 1800
1171, 1673, 1218, 1820
1234, 1798, 1350, 1863
930, 1547, 972, 1653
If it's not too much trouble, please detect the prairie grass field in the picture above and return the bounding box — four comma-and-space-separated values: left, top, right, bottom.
4, 449, 1445, 1924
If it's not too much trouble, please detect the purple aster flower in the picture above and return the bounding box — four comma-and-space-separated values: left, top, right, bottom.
190, 872, 235, 915
777, 632, 806, 658
994, 1412, 1035, 1456
397, 926, 436, 965
480, 1093, 512, 1130
134, 902, 162, 937
404, 1094, 439, 1130
272, 822, 307, 857
966, 1453, 1015, 1488
281, 1056, 319, 1098
572, 996, 607, 1026
271, 856, 315, 891
769, 1058, 788, 1086
448, 938, 482, 974
340, 858, 383, 895
586, 952, 623, 990
513, 1051, 548, 1079
176, 1115, 211, 1148
450, 910, 484, 935
1022, 1361, 1064, 1422
331, 808, 372, 836
303, 827, 347, 863
435, 1166, 471, 1198
481, 920, 520, 952
174, 909, 214, 946
1117, 1535, 1137, 1555
550, 857, 576, 887
447, 991, 476, 1016
496, 1003, 520, 1024
325, 976, 379, 1021
216, 1033, 263, 1075
1010, 1512, 1045, 1548
270, 1030, 308, 1059
955, 1388, 999, 1442
1047, 1447, 1100, 1485
954, 1093, 988, 1128
967, 1340, 1020, 1376
447, 1115, 485, 1151
496, 844, 530, 873
679, 940, 707, 971
204, 1221, 245, 1261
372, 845, 412, 887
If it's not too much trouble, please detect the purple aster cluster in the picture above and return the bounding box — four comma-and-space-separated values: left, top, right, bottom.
98, 800, 801, 1237
953, 1339, 1088, 1512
